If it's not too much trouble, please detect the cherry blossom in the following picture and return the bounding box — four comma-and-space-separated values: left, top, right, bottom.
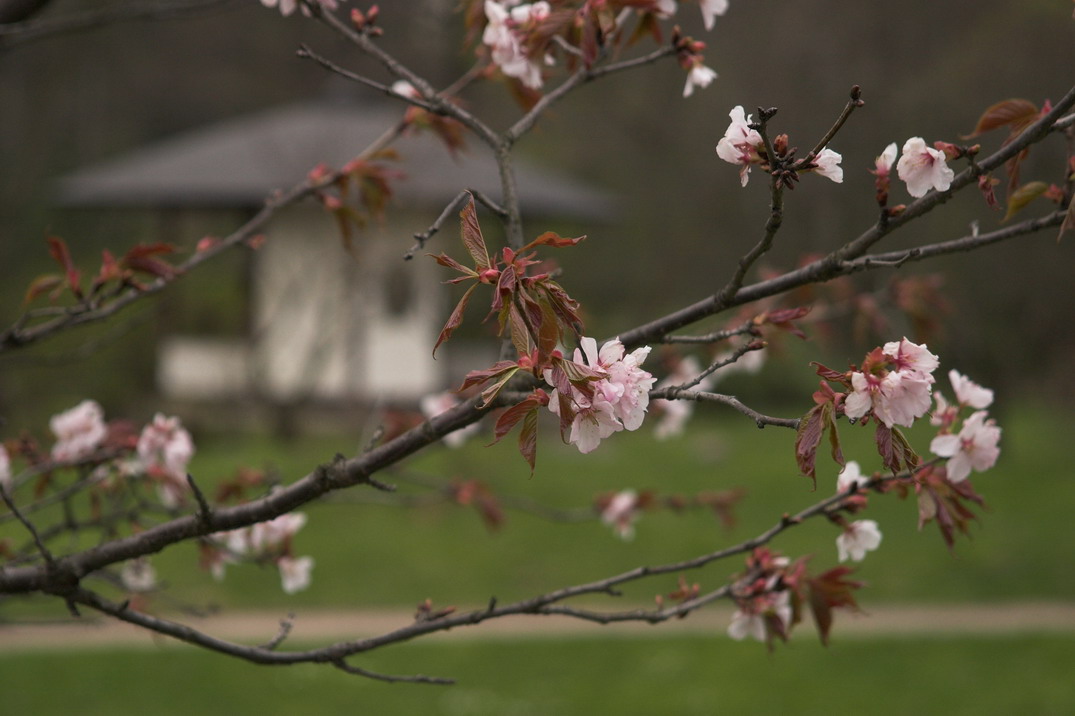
727, 590, 791, 642
836, 460, 869, 493
812, 148, 844, 183
836, 519, 882, 562
845, 339, 938, 428
483, 1, 551, 90
50, 399, 108, 462
137, 414, 195, 508
929, 391, 958, 429
930, 410, 1001, 482
0, 445, 11, 493
547, 337, 654, 453
653, 356, 711, 440
120, 558, 158, 593
278, 555, 315, 594
683, 61, 718, 98
844, 368, 934, 428
699, 0, 730, 30
716, 106, 765, 186
874, 142, 897, 177
948, 369, 994, 409
896, 137, 955, 198
600, 489, 640, 540
259, 0, 341, 17
251, 511, 308, 551
421, 391, 480, 448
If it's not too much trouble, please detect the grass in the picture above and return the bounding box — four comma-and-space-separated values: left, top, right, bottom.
3, 634, 1074, 715
2, 401, 1072, 618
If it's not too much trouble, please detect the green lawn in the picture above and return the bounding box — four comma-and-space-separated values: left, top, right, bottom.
3, 634, 1074, 715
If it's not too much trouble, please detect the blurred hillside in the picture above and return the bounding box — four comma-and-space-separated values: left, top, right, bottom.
1, 0, 1073, 423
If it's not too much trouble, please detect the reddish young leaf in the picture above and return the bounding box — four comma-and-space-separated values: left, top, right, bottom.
811, 361, 849, 384
808, 566, 865, 646
46, 236, 82, 299
433, 283, 478, 357
875, 424, 919, 474
23, 274, 63, 304
91, 249, 122, 294
121, 243, 180, 281
519, 231, 586, 253
430, 252, 479, 279
964, 98, 1039, 138
459, 196, 492, 271
459, 360, 519, 392
795, 403, 825, 486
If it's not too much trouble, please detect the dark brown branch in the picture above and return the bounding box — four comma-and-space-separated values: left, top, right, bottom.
794, 85, 865, 167
649, 389, 800, 429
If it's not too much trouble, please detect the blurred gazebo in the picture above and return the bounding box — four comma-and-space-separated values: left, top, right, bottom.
57, 98, 615, 416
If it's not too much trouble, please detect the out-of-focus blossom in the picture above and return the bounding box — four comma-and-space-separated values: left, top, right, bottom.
653, 356, 711, 440
699, 0, 729, 30
683, 61, 717, 98
251, 512, 308, 552
278, 555, 315, 594
137, 414, 194, 508
260, 0, 341, 17
948, 370, 993, 409
716, 106, 765, 186
930, 410, 1001, 482
50, 400, 108, 462
896, 137, 955, 198
812, 148, 844, 183
391, 80, 420, 99
120, 557, 157, 593
420, 392, 481, 448
727, 590, 791, 642
836, 460, 869, 494
836, 519, 882, 562
0, 445, 11, 493
600, 489, 640, 540
483, 1, 551, 89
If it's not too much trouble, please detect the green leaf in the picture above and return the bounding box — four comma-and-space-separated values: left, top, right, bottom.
1003, 181, 1049, 222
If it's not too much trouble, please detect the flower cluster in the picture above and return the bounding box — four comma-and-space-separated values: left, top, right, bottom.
259, 0, 342, 17
547, 337, 656, 454
482, 1, 552, 89
136, 413, 195, 508
50, 399, 108, 462
209, 511, 315, 594
929, 370, 1001, 482
873, 137, 956, 200
716, 106, 843, 186
844, 338, 939, 428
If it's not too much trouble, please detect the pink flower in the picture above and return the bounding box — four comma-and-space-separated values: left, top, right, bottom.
420, 392, 480, 448
874, 142, 897, 177
260, 0, 340, 17
683, 61, 718, 98
0, 445, 11, 493
278, 555, 315, 594
653, 356, 711, 440
845, 369, 933, 428
50, 400, 108, 462
483, 1, 551, 89
716, 106, 765, 186
699, 0, 729, 30
836, 519, 882, 562
812, 148, 844, 183
727, 590, 791, 642
836, 461, 869, 493
601, 489, 640, 540
930, 411, 1001, 482
882, 338, 939, 378
251, 511, 308, 552
137, 414, 194, 508
546, 337, 654, 453
896, 137, 955, 198
120, 558, 157, 593
929, 391, 958, 429
948, 369, 993, 409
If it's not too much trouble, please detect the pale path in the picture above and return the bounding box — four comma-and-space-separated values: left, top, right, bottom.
2, 602, 1075, 650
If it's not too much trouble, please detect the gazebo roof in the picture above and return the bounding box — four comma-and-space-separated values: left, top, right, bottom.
56, 99, 616, 220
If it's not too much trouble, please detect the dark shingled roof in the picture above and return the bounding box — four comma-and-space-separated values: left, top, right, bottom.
56, 100, 616, 220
